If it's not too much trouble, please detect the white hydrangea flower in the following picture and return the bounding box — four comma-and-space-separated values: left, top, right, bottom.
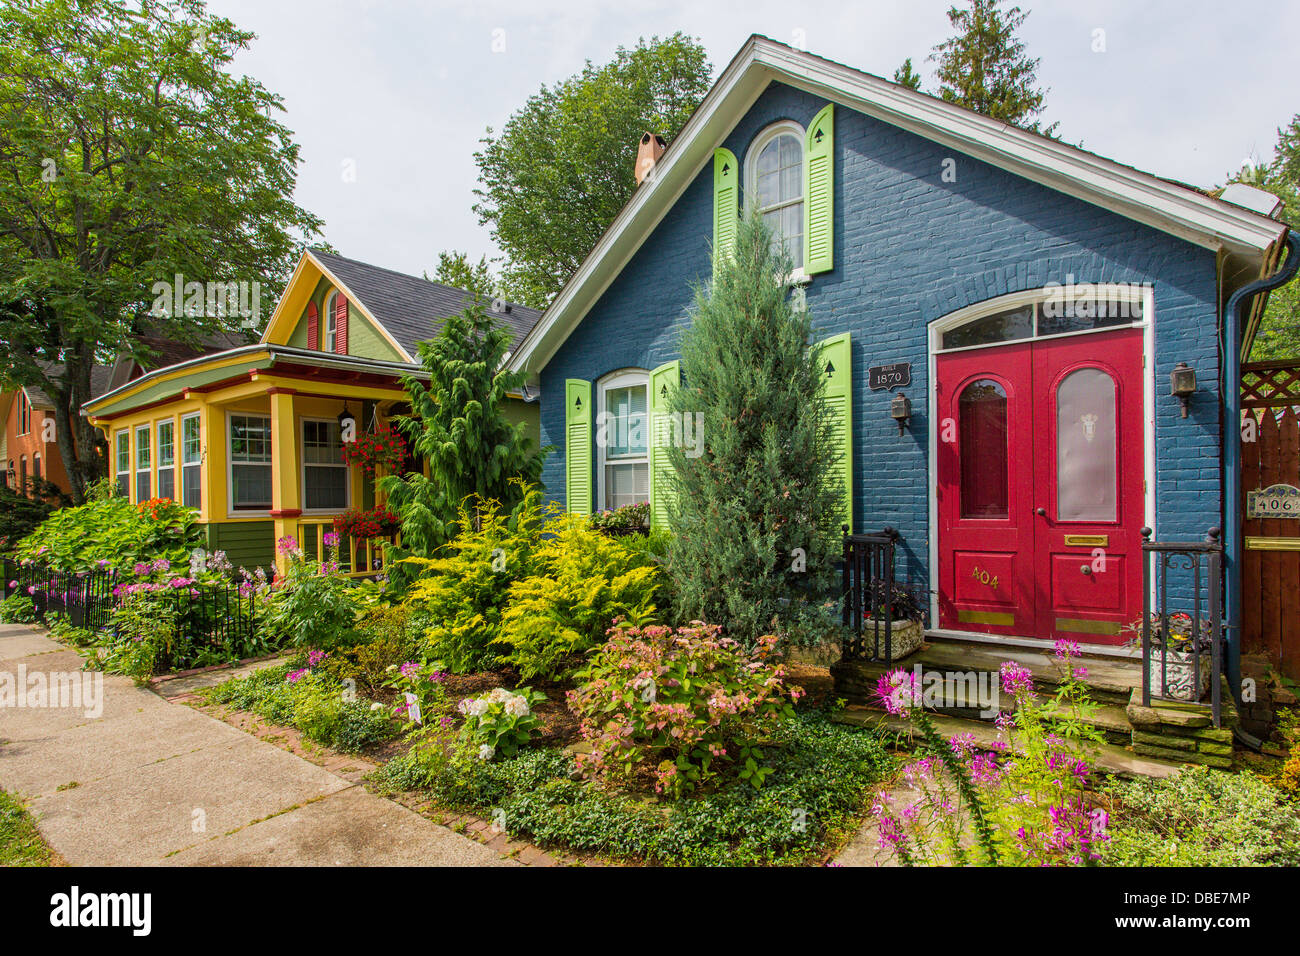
478, 744, 495, 761
504, 695, 530, 718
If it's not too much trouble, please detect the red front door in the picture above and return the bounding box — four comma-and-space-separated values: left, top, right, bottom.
937, 328, 1144, 644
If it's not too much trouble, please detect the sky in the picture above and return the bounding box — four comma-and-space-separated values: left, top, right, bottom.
205, 0, 1300, 280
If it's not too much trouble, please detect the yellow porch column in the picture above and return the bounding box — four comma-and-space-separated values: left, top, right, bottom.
268, 388, 300, 577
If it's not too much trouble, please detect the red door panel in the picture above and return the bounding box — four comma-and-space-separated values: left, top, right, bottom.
936, 344, 1036, 637
1031, 328, 1144, 645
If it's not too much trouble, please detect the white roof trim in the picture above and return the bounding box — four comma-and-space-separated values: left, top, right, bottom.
507, 35, 1288, 376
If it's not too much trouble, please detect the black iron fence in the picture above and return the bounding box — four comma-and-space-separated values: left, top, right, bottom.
841, 527, 904, 664
2, 558, 263, 670
1139, 528, 1224, 727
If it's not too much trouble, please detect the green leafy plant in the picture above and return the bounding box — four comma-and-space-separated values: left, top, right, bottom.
0, 592, 36, 624
383, 659, 452, 731
259, 535, 360, 649
567, 621, 802, 798
92, 590, 183, 684
1103, 765, 1300, 866
494, 509, 662, 680
589, 502, 650, 534
318, 604, 419, 693
457, 686, 547, 760
13, 495, 204, 572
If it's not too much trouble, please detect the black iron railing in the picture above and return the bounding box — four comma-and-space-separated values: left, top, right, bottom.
3, 558, 263, 670
1139, 527, 1223, 727
841, 526, 901, 664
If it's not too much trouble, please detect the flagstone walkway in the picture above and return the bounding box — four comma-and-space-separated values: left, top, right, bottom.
0, 623, 510, 866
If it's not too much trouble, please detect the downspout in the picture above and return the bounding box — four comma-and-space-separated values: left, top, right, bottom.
1222, 230, 1298, 701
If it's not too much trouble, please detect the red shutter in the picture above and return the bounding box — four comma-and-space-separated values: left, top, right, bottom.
306, 301, 319, 350
335, 294, 348, 354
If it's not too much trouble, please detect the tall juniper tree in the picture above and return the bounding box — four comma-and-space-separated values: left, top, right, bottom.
664, 211, 843, 647
378, 298, 545, 590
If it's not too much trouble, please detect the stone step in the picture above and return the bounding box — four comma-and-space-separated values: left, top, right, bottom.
831, 707, 1182, 780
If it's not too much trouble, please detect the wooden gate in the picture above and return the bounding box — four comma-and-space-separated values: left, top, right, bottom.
1241, 360, 1300, 680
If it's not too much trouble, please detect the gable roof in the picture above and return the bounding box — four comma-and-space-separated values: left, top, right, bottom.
507, 35, 1290, 376
271, 249, 541, 361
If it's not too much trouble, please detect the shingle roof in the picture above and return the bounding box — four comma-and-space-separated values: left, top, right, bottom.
309, 249, 542, 359
26, 362, 114, 410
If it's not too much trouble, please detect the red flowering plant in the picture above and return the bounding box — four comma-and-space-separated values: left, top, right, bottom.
340, 422, 406, 476
333, 506, 402, 540
566, 620, 802, 799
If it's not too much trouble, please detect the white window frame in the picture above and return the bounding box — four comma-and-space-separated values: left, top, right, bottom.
227, 412, 273, 515
300, 416, 350, 514
134, 424, 151, 503
323, 290, 339, 352
596, 369, 650, 512
744, 120, 807, 280
114, 430, 131, 497
181, 412, 202, 511
156, 417, 176, 502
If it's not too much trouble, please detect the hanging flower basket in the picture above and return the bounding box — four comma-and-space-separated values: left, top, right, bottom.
340, 422, 406, 476
333, 506, 402, 540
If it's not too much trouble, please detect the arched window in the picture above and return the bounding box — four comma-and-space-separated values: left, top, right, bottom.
323, 290, 340, 352
745, 121, 805, 272
596, 369, 649, 511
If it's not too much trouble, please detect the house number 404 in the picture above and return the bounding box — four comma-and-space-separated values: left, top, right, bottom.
970, 566, 999, 589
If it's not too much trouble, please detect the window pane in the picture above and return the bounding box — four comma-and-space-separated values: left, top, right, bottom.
182, 464, 201, 509
304, 466, 348, 510
231, 464, 272, 509
230, 416, 272, 463
157, 467, 175, 502
116, 474, 129, 498
959, 380, 1009, 519
158, 421, 175, 467
116, 433, 130, 474
1056, 367, 1117, 522
135, 429, 150, 469
778, 133, 800, 169
757, 140, 778, 175
941, 306, 1034, 350
604, 386, 647, 457
182, 416, 202, 464
136, 471, 150, 503
605, 462, 649, 510
1039, 296, 1141, 337
303, 419, 343, 465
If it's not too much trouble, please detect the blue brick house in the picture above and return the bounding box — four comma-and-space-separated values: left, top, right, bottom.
505, 37, 1292, 670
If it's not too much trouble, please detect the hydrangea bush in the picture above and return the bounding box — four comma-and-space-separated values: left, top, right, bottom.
457, 686, 546, 760
566, 621, 803, 798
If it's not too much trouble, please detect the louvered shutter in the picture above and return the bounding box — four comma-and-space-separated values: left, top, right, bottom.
649, 360, 681, 529
804, 104, 835, 275
712, 148, 739, 280
306, 301, 319, 350
334, 294, 349, 354
815, 332, 852, 530
565, 379, 593, 515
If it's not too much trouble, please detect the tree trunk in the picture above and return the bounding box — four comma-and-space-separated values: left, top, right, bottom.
51, 344, 102, 504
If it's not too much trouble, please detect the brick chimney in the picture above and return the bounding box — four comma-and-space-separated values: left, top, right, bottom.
635, 132, 667, 185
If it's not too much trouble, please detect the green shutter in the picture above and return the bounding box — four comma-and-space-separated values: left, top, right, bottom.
649, 361, 681, 529
565, 379, 593, 515
712, 148, 739, 280
804, 104, 835, 275
815, 332, 852, 530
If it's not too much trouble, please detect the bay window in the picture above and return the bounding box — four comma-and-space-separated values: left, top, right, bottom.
157, 419, 175, 502
181, 413, 202, 510
135, 424, 151, 502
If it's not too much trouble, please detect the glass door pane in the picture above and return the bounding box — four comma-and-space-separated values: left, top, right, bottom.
959, 379, 1009, 518
1055, 367, 1117, 521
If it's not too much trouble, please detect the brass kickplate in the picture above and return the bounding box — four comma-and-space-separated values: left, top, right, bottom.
1063, 534, 1108, 547
1245, 536, 1300, 552
958, 610, 1014, 626
1056, 617, 1121, 635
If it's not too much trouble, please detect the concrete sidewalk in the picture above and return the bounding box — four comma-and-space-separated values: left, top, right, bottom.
0, 623, 509, 866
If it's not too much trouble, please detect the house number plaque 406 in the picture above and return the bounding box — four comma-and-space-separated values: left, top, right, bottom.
1247, 483, 1300, 519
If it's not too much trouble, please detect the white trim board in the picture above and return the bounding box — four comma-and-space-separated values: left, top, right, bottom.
506, 35, 1286, 377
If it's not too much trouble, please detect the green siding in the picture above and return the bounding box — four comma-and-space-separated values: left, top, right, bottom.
503, 396, 541, 452
91, 357, 266, 416
205, 521, 275, 572
287, 276, 406, 362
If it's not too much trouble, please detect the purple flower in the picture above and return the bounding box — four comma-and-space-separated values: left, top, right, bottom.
876, 668, 920, 717
25, 586, 35, 595
399, 661, 419, 679
286, 668, 308, 684
151, 558, 171, 573
133, 562, 150, 576
7, 580, 16, 589
999, 661, 1035, 697
307, 649, 329, 667
322, 531, 340, 548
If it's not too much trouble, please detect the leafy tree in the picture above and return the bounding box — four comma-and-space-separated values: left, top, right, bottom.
1232, 116, 1300, 360
664, 211, 843, 648
893, 58, 923, 91
428, 250, 498, 299
0, 0, 321, 502
929, 0, 1055, 133
378, 300, 546, 590
473, 33, 712, 309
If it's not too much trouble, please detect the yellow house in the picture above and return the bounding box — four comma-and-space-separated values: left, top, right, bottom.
82, 249, 542, 576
